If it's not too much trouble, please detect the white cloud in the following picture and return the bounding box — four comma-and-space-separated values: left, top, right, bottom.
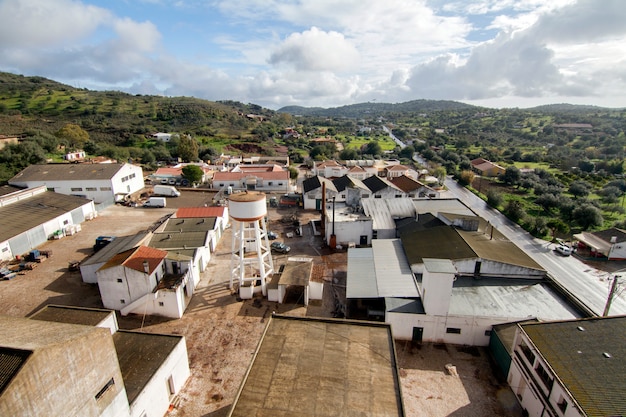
269, 27, 359, 72
0, 0, 111, 47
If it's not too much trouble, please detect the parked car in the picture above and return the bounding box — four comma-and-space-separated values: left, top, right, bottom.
270, 242, 290, 254
555, 244, 572, 256
267, 231, 278, 240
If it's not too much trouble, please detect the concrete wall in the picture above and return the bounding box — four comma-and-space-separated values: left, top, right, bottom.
0, 328, 130, 417
98, 263, 163, 311
386, 312, 517, 346
324, 217, 372, 246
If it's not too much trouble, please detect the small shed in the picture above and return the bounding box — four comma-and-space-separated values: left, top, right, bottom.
270, 258, 314, 305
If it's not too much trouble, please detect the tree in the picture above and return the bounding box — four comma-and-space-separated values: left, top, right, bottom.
486, 189, 503, 208
457, 170, 475, 186
568, 180, 591, 199
55, 123, 89, 149
363, 140, 382, 157
177, 135, 199, 162
502, 166, 521, 186
572, 204, 603, 230
339, 148, 359, 160
504, 200, 526, 223
535, 193, 560, 212
432, 166, 447, 184
547, 219, 569, 242
182, 165, 203, 184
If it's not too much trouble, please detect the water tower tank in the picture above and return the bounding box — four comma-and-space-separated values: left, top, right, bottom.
228, 191, 267, 222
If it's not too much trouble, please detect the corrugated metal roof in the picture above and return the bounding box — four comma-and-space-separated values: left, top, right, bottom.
412, 198, 475, 216
0, 191, 93, 243
361, 198, 415, 231
113, 330, 183, 404
80, 232, 151, 267
9, 163, 125, 183
228, 315, 405, 417
163, 217, 216, 232
175, 207, 225, 218
346, 247, 378, 298
522, 317, 626, 417
448, 278, 580, 320
373, 240, 419, 298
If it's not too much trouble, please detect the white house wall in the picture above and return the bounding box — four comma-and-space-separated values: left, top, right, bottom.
324, 218, 372, 246
386, 312, 519, 346
608, 243, 626, 260
129, 337, 190, 417
111, 164, 145, 200
0, 241, 11, 261
98, 264, 163, 311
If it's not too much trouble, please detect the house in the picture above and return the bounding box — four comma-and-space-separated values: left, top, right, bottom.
212, 165, 290, 193
302, 175, 338, 210
362, 175, 407, 199
0, 185, 96, 261
573, 227, 626, 260
312, 160, 348, 178
332, 175, 371, 206
507, 316, 626, 417
384, 164, 418, 180
9, 162, 145, 205
151, 132, 173, 142
0, 304, 190, 417
470, 157, 506, 177
0, 134, 19, 150
63, 150, 86, 162
346, 164, 370, 180
389, 175, 439, 198
80, 232, 152, 284
227, 314, 405, 417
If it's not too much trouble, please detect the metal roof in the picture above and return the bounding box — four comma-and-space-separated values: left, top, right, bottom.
163, 217, 216, 232
80, 232, 152, 267
112, 330, 183, 404
9, 163, 126, 183
228, 315, 405, 417
0, 191, 93, 243
28, 305, 114, 327
521, 316, 626, 417
448, 278, 581, 320
373, 240, 419, 298
412, 198, 475, 216
361, 198, 415, 231
347, 241, 418, 299
148, 231, 209, 250
346, 247, 378, 298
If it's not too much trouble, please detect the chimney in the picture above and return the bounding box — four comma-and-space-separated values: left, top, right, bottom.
143, 260, 150, 274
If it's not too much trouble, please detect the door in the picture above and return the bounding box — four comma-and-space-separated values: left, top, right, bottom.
412, 327, 424, 343
360, 235, 368, 245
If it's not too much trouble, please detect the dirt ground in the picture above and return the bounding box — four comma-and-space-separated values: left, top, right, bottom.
0, 190, 521, 417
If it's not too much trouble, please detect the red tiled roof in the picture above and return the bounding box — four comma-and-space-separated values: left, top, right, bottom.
176, 207, 226, 218
155, 167, 182, 175
100, 246, 167, 274
390, 175, 426, 192
386, 165, 409, 171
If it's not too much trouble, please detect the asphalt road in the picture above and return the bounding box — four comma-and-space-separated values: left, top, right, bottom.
444, 177, 626, 316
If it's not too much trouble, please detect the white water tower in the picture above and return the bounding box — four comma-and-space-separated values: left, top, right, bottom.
228, 191, 274, 298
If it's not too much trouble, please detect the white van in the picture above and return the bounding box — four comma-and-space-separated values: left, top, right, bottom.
153, 185, 181, 197
143, 197, 166, 208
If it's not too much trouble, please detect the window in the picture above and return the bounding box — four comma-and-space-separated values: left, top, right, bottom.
268, 182, 273, 186
100, 187, 112, 191
395, 194, 402, 198
557, 396, 568, 413
47, 187, 55, 192
159, 301, 164, 307
374, 195, 382, 199
95, 377, 115, 400
120, 299, 126, 304
70, 187, 83, 191
117, 278, 123, 283
484, 330, 492, 336
341, 194, 346, 199
86, 187, 97, 191
63, 220, 69, 225
535, 363, 554, 390
446, 328, 461, 334
519, 340, 535, 364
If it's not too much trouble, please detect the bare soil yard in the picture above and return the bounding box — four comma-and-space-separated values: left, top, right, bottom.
0, 191, 521, 417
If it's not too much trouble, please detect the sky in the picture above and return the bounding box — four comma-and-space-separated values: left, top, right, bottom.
1, 0, 625, 110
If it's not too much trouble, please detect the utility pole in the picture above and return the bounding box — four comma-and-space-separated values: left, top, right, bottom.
603, 275, 621, 316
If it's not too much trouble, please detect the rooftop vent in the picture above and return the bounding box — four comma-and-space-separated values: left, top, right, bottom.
577, 326, 585, 332
610, 236, 617, 243
603, 352, 612, 358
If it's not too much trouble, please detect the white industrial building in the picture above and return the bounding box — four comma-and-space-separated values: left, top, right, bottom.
1, 305, 190, 417
323, 201, 373, 247
9, 162, 145, 205
0, 185, 96, 261
507, 316, 626, 417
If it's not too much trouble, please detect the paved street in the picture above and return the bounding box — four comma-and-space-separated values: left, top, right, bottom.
444, 177, 626, 316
